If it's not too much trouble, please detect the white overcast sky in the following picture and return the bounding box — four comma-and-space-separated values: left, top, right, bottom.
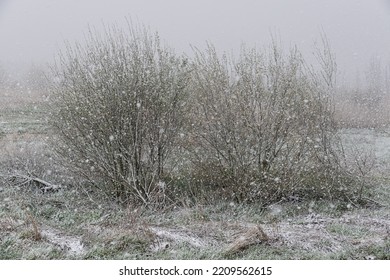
1, 0, 390, 79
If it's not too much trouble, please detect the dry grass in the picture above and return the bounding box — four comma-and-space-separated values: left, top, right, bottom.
223, 225, 269, 256
1, 178, 389, 259
25, 211, 42, 241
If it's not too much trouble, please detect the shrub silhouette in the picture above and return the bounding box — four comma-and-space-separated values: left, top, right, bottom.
51, 25, 360, 207
51, 25, 190, 205
186, 42, 356, 204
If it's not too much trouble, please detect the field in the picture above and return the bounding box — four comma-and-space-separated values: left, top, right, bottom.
0, 89, 389, 260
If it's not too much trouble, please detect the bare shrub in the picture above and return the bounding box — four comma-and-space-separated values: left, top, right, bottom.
50, 24, 190, 205
186, 42, 354, 204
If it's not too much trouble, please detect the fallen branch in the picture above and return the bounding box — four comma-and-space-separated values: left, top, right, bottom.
9, 174, 62, 193
360, 196, 387, 208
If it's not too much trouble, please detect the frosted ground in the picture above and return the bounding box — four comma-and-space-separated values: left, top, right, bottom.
0, 90, 389, 259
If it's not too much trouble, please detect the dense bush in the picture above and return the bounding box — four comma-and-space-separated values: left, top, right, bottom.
51, 25, 190, 205
51, 25, 360, 207
186, 43, 355, 204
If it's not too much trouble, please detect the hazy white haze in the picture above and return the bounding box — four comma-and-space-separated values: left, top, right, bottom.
0, 0, 390, 80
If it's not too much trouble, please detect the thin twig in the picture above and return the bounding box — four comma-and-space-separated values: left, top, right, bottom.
9, 174, 62, 192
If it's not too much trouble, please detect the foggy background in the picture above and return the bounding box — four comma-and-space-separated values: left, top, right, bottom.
1, 0, 390, 82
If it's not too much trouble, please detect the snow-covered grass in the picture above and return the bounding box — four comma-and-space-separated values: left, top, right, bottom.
1, 181, 389, 259
0, 92, 389, 260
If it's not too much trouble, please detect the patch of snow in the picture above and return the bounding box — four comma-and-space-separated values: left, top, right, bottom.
149, 226, 206, 248
41, 227, 85, 256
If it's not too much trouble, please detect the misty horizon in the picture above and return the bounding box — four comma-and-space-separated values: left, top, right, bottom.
1, 0, 390, 83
